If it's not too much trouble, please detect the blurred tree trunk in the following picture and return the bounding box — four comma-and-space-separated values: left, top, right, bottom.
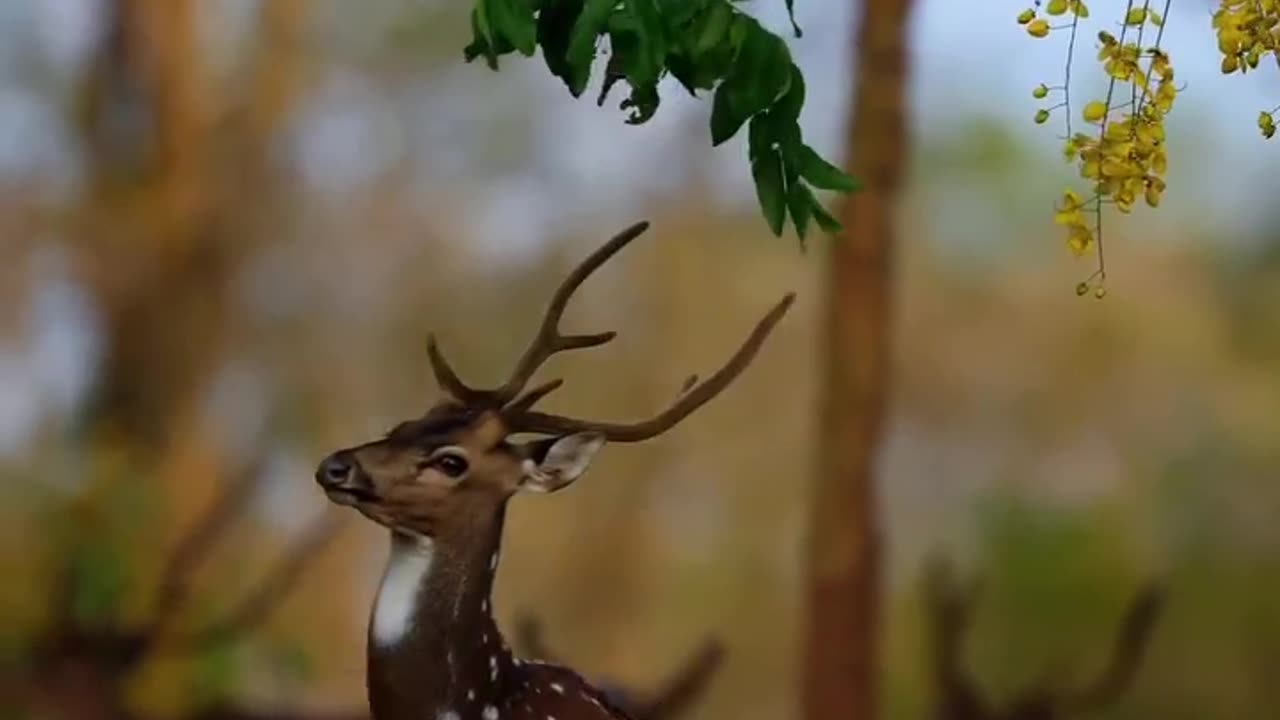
803, 1, 915, 719
48, 1, 312, 716
79, 0, 303, 465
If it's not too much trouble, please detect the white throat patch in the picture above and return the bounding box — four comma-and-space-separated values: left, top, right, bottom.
372, 533, 436, 647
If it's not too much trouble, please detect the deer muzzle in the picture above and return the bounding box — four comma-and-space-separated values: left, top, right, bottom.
315, 450, 376, 505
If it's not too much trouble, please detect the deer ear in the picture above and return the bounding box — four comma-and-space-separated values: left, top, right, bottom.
521, 432, 606, 493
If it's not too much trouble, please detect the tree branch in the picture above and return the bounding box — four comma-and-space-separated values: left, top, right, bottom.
159, 513, 343, 653
923, 555, 990, 720
629, 638, 725, 720
1057, 583, 1165, 713
147, 457, 267, 636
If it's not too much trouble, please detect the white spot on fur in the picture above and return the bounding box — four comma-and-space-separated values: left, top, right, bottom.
550, 683, 564, 694
482, 706, 499, 720
490, 552, 499, 570
372, 534, 435, 646
481, 598, 489, 613
436, 711, 460, 720
467, 689, 476, 702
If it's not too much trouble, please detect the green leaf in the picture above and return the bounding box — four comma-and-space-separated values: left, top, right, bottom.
692, 1, 733, 55
487, 0, 538, 56
617, 0, 666, 91
666, 55, 700, 95
772, 64, 805, 126
630, 0, 668, 70
621, 83, 661, 124
747, 113, 767, 159
709, 18, 792, 145
657, 0, 708, 26
787, 170, 811, 243
709, 86, 739, 145
751, 147, 787, 236
809, 191, 843, 234
794, 143, 859, 192
539, 0, 587, 87
476, 1, 495, 45
463, 7, 501, 69
565, 0, 617, 96
764, 63, 804, 151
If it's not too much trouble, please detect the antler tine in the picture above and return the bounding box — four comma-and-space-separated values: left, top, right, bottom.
491, 221, 650, 405
427, 334, 488, 403
507, 378, 565, 414
506, 292, 795, 442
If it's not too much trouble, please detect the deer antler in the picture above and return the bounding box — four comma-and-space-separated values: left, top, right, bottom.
503, 292, 794, 442
427, 221, 647, 407
427, 220, 795, 441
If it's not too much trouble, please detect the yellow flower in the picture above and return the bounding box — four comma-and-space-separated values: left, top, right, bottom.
1144, 176, 1166, 207
1082, 101, 1107, 123
1151, 149, 1168, 175
1066, 224, 1093, 256
1149, 50, 1173, 81
1046, 0, 1069, 16
1153, 81, 1177, 113
1027, 19, 1050, 38
1125, 7, 1147, 25
1260, 111, 1277, 139
1017, 8, 1036, 24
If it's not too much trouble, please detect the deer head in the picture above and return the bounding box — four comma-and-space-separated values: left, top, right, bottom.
314, 220, 794, 540
312, 221, 792, 720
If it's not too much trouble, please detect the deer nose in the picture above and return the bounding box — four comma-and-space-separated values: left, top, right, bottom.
316, 453, 355, 488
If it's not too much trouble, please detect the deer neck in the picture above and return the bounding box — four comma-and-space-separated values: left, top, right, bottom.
366, 512, 513, 720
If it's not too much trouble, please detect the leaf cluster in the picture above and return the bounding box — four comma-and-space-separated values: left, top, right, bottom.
464, 0, 859, 242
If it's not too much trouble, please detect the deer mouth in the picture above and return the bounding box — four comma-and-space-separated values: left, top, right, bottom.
323, 485, 377, 506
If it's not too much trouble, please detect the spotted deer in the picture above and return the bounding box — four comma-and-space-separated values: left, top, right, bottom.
314, 221, 793, 720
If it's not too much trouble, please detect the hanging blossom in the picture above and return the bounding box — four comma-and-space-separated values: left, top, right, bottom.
1017, 1, 1176, 298
1213, 1, 1280, 137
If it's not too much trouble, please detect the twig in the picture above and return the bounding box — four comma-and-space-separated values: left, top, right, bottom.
160, 513, 343, 652
148, 456, 268, 634
630, 638, 726, 720
1057, 583, 1165, 713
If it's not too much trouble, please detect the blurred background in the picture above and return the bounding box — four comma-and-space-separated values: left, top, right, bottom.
1, 1, 1278, 719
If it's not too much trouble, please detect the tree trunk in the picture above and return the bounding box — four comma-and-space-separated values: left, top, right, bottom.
803, 0, 915, 718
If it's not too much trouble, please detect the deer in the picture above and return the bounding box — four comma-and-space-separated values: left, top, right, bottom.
313, 221, 794, 720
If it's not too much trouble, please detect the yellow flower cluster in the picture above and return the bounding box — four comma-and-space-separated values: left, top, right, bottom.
1017, 0, 1090, 39
1213, 1, 1280, 137
1019, 2, 1176, 296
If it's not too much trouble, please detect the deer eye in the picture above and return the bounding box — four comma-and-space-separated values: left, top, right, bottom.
427, 449, 469, 478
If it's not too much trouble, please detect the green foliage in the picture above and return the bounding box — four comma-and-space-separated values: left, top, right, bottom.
463, 0, 858, 241
194, 639, 242, 707
68, 541, 130, 627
